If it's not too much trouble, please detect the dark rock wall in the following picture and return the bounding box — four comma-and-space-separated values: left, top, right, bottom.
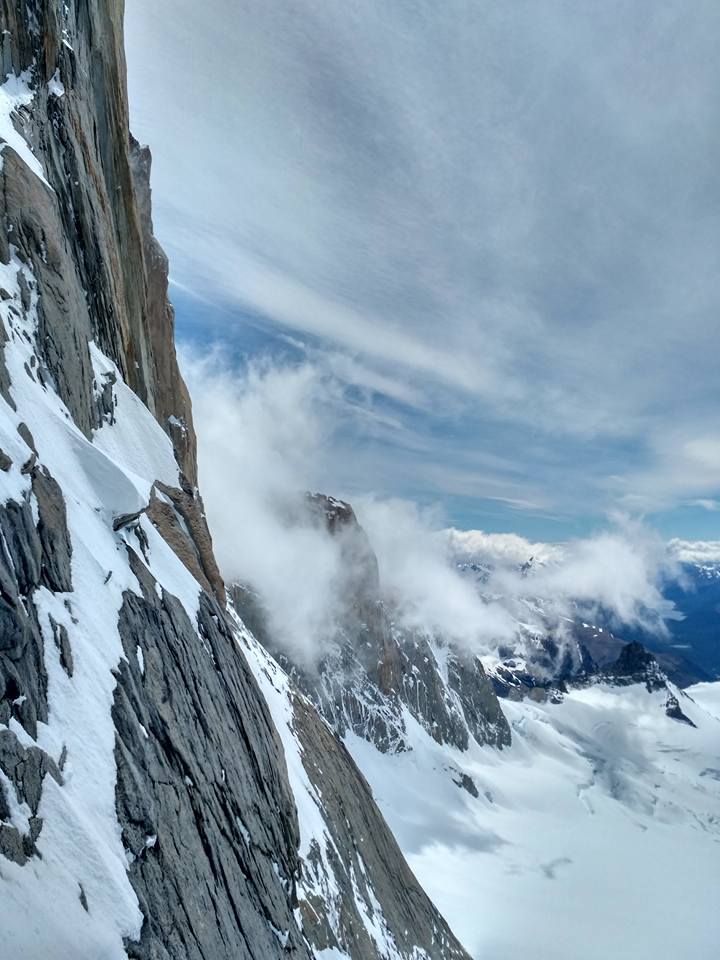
292, 693, 470, 960
114, 552, 309, 959
0, 2, 308, 955
0, 461, 66, 865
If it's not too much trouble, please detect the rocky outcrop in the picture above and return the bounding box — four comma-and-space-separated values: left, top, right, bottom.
572, 620, 708, 688
153, 480, 226, 603
664, 692, 696, 726
0, 730, 61, 865
487, 628, 702, 733
605, 641, 666, 691
114, 550, 307, 960
0, 458, 68, 740
128, 138, 197, 486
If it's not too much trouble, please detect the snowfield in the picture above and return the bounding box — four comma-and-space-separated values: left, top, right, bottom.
345, 680, 720, 960
0, 252, 201, 957
688, 682, 720, 721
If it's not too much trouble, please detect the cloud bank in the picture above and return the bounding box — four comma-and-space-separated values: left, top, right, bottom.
183, 353, 679, 661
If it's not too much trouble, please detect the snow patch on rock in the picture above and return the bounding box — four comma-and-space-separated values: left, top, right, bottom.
0, 255, 207, 956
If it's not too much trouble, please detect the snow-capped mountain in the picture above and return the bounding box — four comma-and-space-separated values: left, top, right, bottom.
446, 527, 719, 684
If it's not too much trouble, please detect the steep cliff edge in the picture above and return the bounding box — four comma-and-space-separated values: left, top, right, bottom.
0, 2, 307, 955
0, 4, 470, 958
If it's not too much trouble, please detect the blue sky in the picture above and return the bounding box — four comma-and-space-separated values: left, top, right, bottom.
125, 1, 720, 541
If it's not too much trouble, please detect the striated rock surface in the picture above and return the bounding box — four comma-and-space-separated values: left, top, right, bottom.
0, 0, 194, 478
114, 554, 307, 960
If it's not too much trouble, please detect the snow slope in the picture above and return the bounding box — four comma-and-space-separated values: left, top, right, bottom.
688, 681, 720, 721
345, 680, 720, 960
0, 69, 51, 186
0, 252, 202, 956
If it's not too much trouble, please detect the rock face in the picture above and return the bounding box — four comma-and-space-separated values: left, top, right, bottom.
233, 493, 511, 755
239, 623, 471, 960
114, 555, 307, 960
605, 641, 666, 691
291, 693, 469, 960
0, 462, 67, 865
0, 0, 195, 480
0, 4, 470, 958
571, 619, 709, 688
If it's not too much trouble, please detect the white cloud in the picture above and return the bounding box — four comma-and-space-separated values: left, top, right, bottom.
355, 497, 518, 648
688, 499, 720, 512
446, 529, 562, 568
447, 521, 679, 636
612, 430, 720, 512
495, 524, 679, 635
668, 538, 720, 565
182, 351, 347, 663
183, 355, 680, 659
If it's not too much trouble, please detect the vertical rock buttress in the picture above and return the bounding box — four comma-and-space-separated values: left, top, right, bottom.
0, 2, 310, 956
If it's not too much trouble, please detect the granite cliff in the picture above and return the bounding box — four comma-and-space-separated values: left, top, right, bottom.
0, 3, 469, 958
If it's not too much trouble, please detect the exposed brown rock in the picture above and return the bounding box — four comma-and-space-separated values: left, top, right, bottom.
0, 0, 199, 473
129, 138, 198, 484
152, 482, 226, 606
146, 489, 215, 598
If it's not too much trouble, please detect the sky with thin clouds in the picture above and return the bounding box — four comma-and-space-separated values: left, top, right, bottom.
124, 0, 720, 540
